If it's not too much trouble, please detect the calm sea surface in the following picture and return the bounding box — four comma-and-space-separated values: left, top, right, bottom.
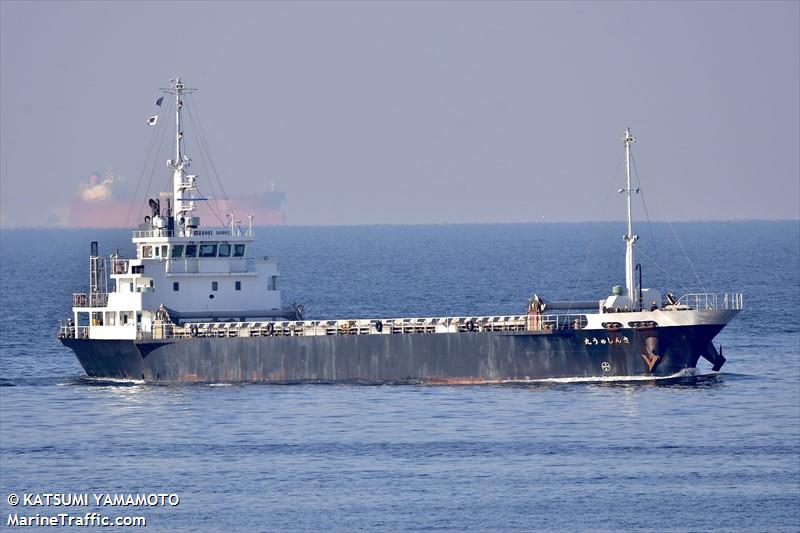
1, 221, 798, 532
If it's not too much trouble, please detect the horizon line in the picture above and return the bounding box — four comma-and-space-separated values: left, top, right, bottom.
1, 218, 798, 231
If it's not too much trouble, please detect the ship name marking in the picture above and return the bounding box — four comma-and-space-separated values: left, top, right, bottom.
585, 336, 629, 346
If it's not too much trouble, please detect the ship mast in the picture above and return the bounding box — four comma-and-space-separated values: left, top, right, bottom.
174, 78, 183, 164
621, 127, 639, 307
164, 77, 196, 235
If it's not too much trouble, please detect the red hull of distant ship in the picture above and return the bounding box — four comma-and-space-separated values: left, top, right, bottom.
66, 193, 286, 228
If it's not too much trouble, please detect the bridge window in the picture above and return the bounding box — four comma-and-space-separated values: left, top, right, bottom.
142, 245, 152, 258
131, 265, 144, 274
200, 244, 217, 257
185, 244, 197, 257
233, 244, 245, 257
218, 243, 231, 257
171, 245, 184, 258
235, 281, 241, 291
173, 282, 179, 291
161, 245, 169, 257
212, 281, 218, 291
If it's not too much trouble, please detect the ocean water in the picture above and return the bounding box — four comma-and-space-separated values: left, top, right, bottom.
0, 221, 798, 532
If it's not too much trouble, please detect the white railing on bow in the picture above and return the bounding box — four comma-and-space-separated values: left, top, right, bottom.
676, 293, 744, 310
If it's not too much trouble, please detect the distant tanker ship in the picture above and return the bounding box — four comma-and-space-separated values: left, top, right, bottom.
64, 174, 286, 228
224, 184, 286, 226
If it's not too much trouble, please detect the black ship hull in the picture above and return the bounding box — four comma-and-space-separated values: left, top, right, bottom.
60, 324, 726, 383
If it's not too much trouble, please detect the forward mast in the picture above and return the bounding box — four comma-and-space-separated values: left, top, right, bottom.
622, 127, 639, 309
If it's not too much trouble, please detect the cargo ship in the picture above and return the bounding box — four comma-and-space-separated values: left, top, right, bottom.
58, 78, 742, 383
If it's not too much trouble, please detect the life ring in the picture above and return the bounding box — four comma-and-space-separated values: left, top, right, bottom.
466, 320, 475, 332
374, 321, 383, 333
266, 322, 274, 335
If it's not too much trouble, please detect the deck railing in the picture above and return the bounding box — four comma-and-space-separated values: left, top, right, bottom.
56, 311, 588, 340
165, 257, 257, 274
134, 311, 593, 341
132, 228, 246, 239
132, 229, 173, 239
61, 294, 744, 341
72, 293, 109, 308
538, 313, 589, 331
111, 259, 129, 275
676, 293, 744, 310
58, 323, 89, 339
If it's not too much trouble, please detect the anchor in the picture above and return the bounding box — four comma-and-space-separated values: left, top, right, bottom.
640, 335, 661, 373
701, 343, 726, 372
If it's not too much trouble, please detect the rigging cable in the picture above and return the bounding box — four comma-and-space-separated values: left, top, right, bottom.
634, 246, 693, 295
630, 151, 659, 264
637, 149, 707, 292
139, 105, 171, 222
181, 124, 227, 227
565, 152, 624, 313
125, 97, 171, 226
185, 93, 240, 229
630, 142, 706, 293
668, 221, 707, 292
189, 100, 239, 228
184, 97, 233, 227
181, 103, 223, 223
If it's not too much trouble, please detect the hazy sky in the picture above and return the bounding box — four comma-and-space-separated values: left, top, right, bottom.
1, 1, 798, 227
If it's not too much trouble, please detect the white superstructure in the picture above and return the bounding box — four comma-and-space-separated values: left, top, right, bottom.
69, 78, 300, 340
